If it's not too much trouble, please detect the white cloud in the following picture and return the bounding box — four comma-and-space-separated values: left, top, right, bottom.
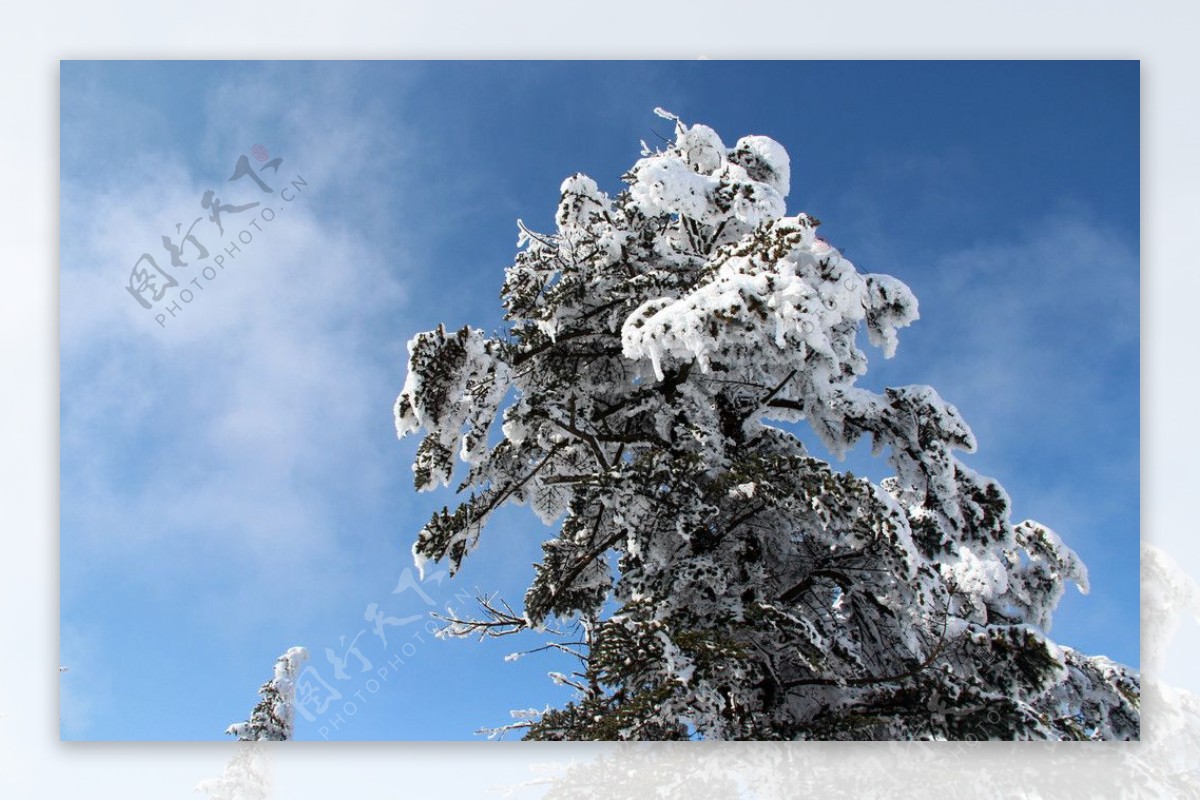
913, 208, 1138, 447
60, 64, 424, 624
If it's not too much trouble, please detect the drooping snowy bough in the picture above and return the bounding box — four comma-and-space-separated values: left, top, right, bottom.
394, 111, 1139, 740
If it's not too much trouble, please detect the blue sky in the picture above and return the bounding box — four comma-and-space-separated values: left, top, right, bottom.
59, 60, 1139, 741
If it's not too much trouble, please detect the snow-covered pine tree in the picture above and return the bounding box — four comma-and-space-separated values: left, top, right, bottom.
225, 646, 308, 741
394, 110, 1139, 740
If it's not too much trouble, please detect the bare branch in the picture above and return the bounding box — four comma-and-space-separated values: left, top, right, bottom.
435, 593, 534, 639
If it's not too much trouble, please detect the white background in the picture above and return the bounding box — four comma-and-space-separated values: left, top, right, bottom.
1, 2, 1192, 798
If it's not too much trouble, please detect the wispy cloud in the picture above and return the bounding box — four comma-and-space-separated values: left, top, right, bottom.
60, 64, 423, 645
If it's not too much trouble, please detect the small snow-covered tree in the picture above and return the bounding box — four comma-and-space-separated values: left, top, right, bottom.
394, 110, 1138, 740
225, 647, 308, 741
